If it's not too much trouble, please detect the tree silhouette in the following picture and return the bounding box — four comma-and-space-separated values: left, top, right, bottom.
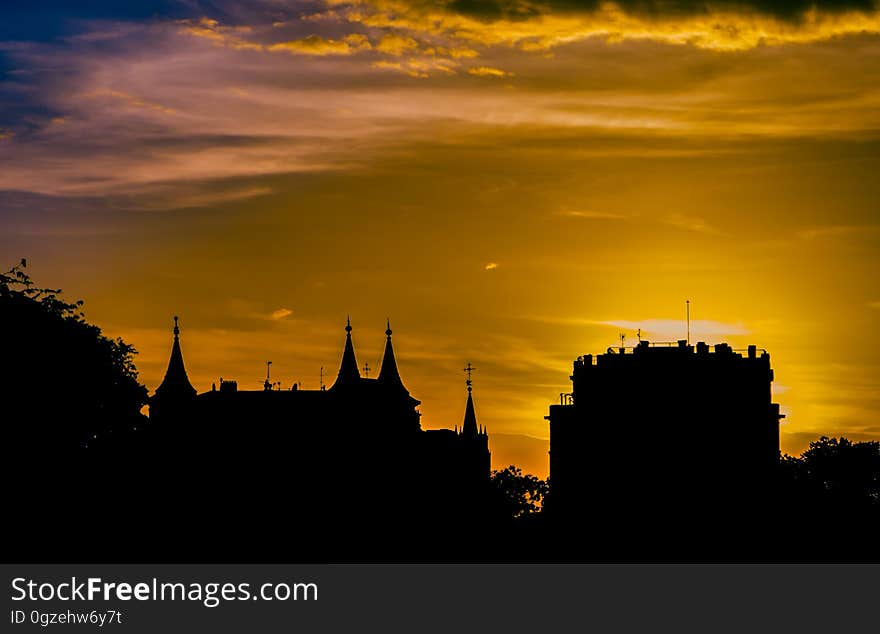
0, 259, 148, 453
489, 465, 549, 520
782, 436, 880, 509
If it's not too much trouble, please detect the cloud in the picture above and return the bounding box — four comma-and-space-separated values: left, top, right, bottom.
325, 0, 880, 51
371, 59, 405, 71
797, 224, 880, 239
3, 4, 880, 201
82, 89, 177, 115
170, 186, 274, 208
444, 0, 878, 22
517, 315, 751, 343
375, 33, 420, 55
467, 65, 513, 77
271, 308, 294, 320
178, 16, 262, 50
268, 33, 372, 56
597, 318, 750, 341
484, 262, 499, 270
557, 210, 627, 219
663, 212, 721, 235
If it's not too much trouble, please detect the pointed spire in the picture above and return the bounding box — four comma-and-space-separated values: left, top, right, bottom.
154, 315, 197, 401
462, 362, 478, 437
332, 316, 360, 388
378, 318, 405, 389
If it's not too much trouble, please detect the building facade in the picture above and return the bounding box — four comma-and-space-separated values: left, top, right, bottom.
546, 339, 783, 523
148, 316, 490, 540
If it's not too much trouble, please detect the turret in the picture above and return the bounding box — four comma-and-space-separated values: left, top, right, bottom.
378, 319, 407, 393
331, 317, 360, 389
153, 316, 197, 402
150, 316, 197, 422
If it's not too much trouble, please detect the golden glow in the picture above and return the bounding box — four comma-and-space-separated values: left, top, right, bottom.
3, 1, 880, 477
326, 0, 880, 51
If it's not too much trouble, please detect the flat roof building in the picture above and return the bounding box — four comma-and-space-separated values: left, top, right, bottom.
547, 339, 783, 526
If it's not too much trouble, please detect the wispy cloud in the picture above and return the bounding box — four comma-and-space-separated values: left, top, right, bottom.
268, 33, 372, 56
3, 11, 880, 199
597, 319, 750, 341
797, 225, 880, 240
663, 213, 721, 235
484, 262, 498, 270
515, 315, 750, 341
556, 210, 628, 220
467, 66, 513, 78
270, 308, 294, 320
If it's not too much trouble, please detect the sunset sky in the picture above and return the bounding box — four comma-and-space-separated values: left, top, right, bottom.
2, 0, 880, 476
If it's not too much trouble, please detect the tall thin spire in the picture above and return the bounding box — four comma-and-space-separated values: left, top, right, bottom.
378, 318, 405, 389
154, 315, 197, 400
461, 362, 478, 437
333, 316, 360, 387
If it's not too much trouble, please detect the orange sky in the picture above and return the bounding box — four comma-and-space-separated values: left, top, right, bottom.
2, 1, 880, 477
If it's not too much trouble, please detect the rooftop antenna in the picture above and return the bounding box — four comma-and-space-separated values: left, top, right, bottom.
264, 360, 272, 390
686, 300, 691, 345
320, 366, 325, 391
619, 333, 626, 350
637, 328, 641, 342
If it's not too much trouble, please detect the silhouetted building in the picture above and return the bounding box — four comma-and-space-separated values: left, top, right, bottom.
423, 363, 491, 494
147, 317, 490, 540
149, 315, 196, 422
546, 339, 783, 524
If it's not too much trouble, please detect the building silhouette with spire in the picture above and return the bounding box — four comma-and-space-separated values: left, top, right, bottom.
147, 316, 490, 535
149, 315, 196, 422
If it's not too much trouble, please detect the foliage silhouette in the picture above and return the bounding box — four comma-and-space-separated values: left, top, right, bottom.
0, 259, 148, 452
489, 465, 549, 520
781, 436, 880, 509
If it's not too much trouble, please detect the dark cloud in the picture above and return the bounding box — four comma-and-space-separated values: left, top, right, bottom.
446, 0, 878, 21
0, 1, 189, 42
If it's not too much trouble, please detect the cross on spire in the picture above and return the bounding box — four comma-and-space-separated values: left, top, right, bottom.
363, 362, 371, 377
461, 361, 479, 436
464, 362, 476, 392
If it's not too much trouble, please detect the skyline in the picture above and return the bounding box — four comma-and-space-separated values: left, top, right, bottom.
2, 0, 880, 477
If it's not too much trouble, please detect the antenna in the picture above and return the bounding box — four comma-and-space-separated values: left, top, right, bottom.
264, 360, 272, 391
637, 328, 641, 342
619, 333, 626, 349
686, 300, 690, 345
320, 366, 325, 391
363, 363, 371, 378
